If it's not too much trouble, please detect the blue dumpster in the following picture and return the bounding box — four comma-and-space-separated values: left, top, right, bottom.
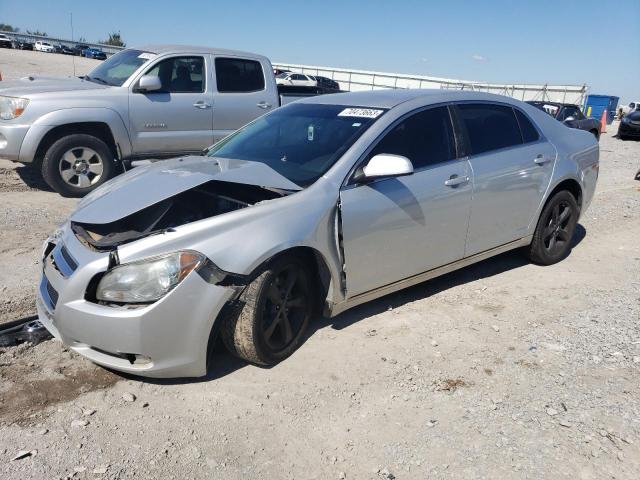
584, 95, 619, 124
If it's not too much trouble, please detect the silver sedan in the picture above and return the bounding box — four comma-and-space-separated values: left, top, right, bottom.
37, 90, 599, 378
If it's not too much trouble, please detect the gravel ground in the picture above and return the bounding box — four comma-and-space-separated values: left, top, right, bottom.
0, 50, 639, 479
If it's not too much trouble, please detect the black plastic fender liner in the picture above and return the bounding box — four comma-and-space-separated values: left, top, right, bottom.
0, 316, 52, 347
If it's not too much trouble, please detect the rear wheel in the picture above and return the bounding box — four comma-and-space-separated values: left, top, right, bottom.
41, 134, 115, 197
526, 191, 579, 265
221, 255, 314, 365
590, 129, 600, 140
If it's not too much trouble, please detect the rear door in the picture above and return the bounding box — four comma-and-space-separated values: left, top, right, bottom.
454, 103, 556, 256
339, 105, 472, 297
211, 56, 276, 142
128, 55, 214, 156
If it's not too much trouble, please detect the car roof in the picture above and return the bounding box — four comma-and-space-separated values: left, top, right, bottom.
527, 100, 578, 108
135, 44, 270, 62
298, 89, 527, 109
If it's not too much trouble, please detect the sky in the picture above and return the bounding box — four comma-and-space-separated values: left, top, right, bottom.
1, 0, 638, 102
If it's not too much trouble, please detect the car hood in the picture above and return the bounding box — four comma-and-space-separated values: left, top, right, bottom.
71, 156, 303, 224
0, 76, 109, 96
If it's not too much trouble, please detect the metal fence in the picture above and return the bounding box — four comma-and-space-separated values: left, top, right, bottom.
273, 62, 588, 105
0, 30, 124, 56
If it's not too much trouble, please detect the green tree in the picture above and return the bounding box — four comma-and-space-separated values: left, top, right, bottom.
0, 23, 19, 32
101, 32, 125, 47
26, 29, 47, 36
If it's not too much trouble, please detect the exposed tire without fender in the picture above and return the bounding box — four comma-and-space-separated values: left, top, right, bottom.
41, 134, 115, 197
221, 255, 315, 365
526, 190, 579, 265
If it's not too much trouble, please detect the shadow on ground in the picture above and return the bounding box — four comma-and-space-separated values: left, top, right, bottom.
15, 164, 53, 191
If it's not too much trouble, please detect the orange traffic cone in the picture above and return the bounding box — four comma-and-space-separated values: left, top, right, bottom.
600, 109, 607, 134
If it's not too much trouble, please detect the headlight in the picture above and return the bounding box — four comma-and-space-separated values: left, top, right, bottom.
0, 96, 29, 120
96, 251, 205, 303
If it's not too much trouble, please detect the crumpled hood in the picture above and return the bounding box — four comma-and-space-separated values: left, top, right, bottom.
0, 76, 109, 97
71, 156, 302, 224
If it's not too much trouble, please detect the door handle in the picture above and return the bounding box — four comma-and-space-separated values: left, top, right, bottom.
534, 155, 552, 165
193, 101, 211, 109
257, 101, 272, 109
444, 175, 470, 187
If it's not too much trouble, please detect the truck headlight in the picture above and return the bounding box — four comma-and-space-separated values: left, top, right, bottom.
96, 251, 205, 303
0, 96, 29, 120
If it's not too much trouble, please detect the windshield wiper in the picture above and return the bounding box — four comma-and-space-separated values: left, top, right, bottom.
84, 75, 109, 85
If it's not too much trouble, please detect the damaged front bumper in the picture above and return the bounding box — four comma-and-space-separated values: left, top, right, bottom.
36, 226, 239, 378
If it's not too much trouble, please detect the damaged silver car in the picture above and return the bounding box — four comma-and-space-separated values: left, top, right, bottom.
37, 90, 599, 378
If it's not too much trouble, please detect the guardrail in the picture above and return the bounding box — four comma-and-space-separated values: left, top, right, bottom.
0, 30, 124, 56
273, 62, 588, 105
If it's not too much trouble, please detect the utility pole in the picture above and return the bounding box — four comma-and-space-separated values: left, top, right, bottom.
70, 13, 76, 77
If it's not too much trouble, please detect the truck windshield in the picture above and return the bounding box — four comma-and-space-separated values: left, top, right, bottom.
207, 103, 385, 188
86, 49, 154, 86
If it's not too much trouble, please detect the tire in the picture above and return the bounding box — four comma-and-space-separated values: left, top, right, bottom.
220, 255, 315, 365
41, 134, 115, 197
526, 190, 579, 265
590, 129, 600, 141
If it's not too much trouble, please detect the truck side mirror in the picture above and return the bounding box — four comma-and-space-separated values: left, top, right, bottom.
136, 75, 162, 93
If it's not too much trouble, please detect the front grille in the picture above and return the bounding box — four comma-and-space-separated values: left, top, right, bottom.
60, 245, 78, 271
51, 243, 78, 277
40, 276, 59, 311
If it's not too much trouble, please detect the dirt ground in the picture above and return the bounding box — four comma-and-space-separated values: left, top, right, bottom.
1, 49, 639, 479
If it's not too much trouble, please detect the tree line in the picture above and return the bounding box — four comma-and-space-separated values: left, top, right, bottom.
0, 22, 125, 46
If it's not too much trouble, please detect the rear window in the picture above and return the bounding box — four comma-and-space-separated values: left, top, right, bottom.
457, 103, 523, 155
215, 58, 265, 93
515, 109, 540, 143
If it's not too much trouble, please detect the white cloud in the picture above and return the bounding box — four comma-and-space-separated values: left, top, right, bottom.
471, 54, 488, 62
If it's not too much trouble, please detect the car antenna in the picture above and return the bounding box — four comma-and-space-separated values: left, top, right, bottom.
70, 13, 76, 78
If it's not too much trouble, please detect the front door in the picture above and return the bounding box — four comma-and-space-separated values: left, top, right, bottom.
339, 106, 472, 297
128, 55, 214, 156
455, 103, 557, 255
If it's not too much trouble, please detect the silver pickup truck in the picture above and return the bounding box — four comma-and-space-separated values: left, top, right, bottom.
0, 45, 286, 196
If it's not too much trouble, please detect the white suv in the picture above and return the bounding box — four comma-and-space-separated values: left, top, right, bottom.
276, 72, 317, 88
34, 41, 55, 53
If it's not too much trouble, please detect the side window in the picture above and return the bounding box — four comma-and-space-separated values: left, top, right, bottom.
144, 56, 204, 93
514, 109, 540, 143
215, 58, 265, 93
457, 103, 523, 155
369, 106, 456, 169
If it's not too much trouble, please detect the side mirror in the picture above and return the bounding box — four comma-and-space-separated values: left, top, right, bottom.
353, 154, 414, 183
136, 75, 162, 93
563, 116, 575, 123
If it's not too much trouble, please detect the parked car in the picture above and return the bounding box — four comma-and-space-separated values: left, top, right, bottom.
34, 41, 55, 53
276, 72, 317, 88
273, 68, 291, 76
35, 90, 599, 378
54, 44, 75, 55
617, 110, 640, 140
11, 39, 34, 50
73, 44, 90, 56
0, 45, 311, 197
0, 33, 13, 48
315, 75, 340, 92
526, 101, 601, 139
84, 47, 107, 60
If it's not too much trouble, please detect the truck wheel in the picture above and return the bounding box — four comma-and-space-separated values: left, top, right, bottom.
220, 254, 315, 365
41, 134, 115, 197
526, 190, 578, 265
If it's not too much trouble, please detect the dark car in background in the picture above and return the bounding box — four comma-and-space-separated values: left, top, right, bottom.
315, 75, 340, 92
0, 34, 13, 48
527, 101, 601, 139
73, 44, 90, 56
11, 39, 34, 50
84, 47, 107, 60
54, 44, 74, 55
618, 111, 640, 140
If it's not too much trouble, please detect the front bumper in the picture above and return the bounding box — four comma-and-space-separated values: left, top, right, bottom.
36, 227, 238, 378
618, 122, 640, 138
0, 123, 31, 161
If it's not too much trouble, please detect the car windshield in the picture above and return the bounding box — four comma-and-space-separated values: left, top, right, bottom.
276, 73, 289, 78
207, 103, 385, 188
86, 49, 153, 86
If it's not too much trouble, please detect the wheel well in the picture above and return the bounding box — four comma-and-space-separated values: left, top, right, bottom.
261, 246, 332, 312
34, 122, 118, 166
548, 179, 583, 212
589, 128, 600, 139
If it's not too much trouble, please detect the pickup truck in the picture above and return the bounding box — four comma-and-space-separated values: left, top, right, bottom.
0, 45, 305, 196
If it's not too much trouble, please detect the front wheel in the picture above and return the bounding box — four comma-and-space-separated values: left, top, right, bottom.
220, 255, 315, 365
41, 134, 116, 197
526, 191, 579, 265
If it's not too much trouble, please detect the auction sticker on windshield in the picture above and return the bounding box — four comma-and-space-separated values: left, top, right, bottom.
338, 108, 384, 118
